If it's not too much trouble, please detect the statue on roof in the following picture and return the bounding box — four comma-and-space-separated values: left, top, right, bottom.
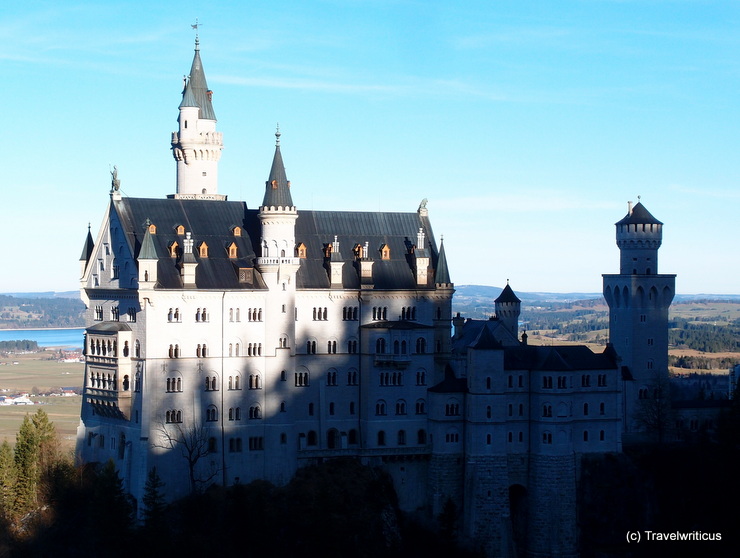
110, 166, 121, 192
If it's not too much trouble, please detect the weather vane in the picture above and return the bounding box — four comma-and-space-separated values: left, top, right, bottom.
191, 19, 201, 31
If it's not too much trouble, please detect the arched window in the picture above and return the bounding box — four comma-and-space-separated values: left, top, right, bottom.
377, 431, 386, 446
397, 430, 406, 445
375, 400, 386, 416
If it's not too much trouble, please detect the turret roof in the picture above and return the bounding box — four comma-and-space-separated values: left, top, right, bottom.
138, 223, 158, 260
261, 130, 294, 208
495, 283, 520, 304
434, 238, 451, 284
615, 201, 663, 226
179, 38, 216, 121
79, 225, 94, 262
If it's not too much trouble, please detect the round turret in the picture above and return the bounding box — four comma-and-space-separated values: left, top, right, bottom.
615, 201, 663, 275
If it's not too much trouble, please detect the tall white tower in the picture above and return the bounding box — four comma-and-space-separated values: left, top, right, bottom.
170, 37, 224, 199
603, 201, 675, 439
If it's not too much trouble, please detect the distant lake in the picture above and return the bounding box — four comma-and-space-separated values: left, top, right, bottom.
0, 328, 84, 348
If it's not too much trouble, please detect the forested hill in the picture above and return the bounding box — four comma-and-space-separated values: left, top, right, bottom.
0, 294, 85, 329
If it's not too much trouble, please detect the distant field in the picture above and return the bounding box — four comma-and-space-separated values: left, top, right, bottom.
0, 352, 84, 452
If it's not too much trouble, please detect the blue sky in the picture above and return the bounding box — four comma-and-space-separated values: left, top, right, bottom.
2, 1, 738, 294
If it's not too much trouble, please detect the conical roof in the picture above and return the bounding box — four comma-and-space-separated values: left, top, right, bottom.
495, 283, 520, 304
616, 201, 662, 226
138, 223, 158, 260
434, 238, 451, 284
79, 225, 94, 262
261, 130, 294, 208
179, 38, 216, 121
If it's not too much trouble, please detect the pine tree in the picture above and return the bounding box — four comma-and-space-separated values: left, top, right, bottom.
13, 415, 39, 516
0, 441, 16, 522
141, 466, 166, 528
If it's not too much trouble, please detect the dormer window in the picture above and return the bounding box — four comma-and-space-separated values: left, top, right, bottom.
199, 242, 209, 258
176, 225, 185, 235
148, 223, 157, 234
227, 242, 238, 259
169, 241, 179, 258
380, 244, 390, 260
232, 226, 242, 237
296, 243, 307, 258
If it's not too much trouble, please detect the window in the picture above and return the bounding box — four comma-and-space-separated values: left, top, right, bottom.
249, 374, 261, 390
416, 370, 426, 385
445, 401, 460, 416
376, 338, 386, 354
415, 337, 427, 354
249, 437, 264, 451
165, 409, 183, 423
308, 403, 314, 416
581, 375, 591, 387
583, 403, 589, 416
397, 430, 406, 445
249, 405, 261, 419
375, 400, 387, 416
377, 431, 386, 446
395, 400, 407, 415
295, 371, 309, 387
417, 430, 427, 445
416, 399, 426, 415
327, 370, 337, 386
206, 406, 218, 422
229, 438, 243, 453
347, 369, 358, 385
542, 376, 553, 389
600, 402, 605, 415
542, 432, 552, 444
542, 405, 552, 418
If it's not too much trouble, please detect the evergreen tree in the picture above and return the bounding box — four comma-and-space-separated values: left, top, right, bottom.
141, 466, 166, 529
0, 441, 16, 522
13, 415, 39, 516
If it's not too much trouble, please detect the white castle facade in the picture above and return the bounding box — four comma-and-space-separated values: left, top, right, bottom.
76, 40, 674, 558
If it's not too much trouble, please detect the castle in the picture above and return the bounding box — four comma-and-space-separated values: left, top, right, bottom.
76, 40, 674, 558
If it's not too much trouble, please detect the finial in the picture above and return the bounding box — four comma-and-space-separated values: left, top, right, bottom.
275, 123, 281, 146
192, 19, 201, 49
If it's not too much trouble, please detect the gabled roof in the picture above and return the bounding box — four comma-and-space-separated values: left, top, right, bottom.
615, 202, 663, 226
109, 196, 442, 291
294, 209, 441, 290
503, 345, 617, 372
179, 38, 216, 121
451, 318, 520, 352
429, 364, 468, 393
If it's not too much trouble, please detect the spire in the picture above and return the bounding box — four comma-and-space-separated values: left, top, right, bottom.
434, 237, 451, 284
79, 224, 94, 262
138, 220, 158, 260
261, 127, 294, 208
180, 37, 216, 120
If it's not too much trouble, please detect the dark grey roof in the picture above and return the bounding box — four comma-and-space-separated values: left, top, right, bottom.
294, 209, 441, 290
429, 364, 468, 393
361, 320, 434, 330
113, 197, 262, 290
434, 239, 451, 284
179, 39, 216, 121
109, 196, 443, 291
495, 283, 520, 304
503, 345, 617, 372
261, 139, 294, 208
138, 226, 158, 260
451, 318, 519, 352
615, 202, 663, 226
87, 322, 132, 333
80, 225, 94, 262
